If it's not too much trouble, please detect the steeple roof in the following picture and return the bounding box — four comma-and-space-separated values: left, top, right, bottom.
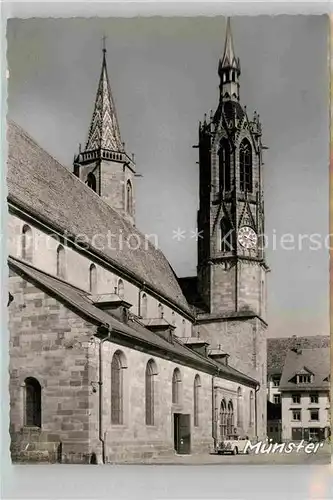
85, 47, 123, 152
219, 18, 240, 72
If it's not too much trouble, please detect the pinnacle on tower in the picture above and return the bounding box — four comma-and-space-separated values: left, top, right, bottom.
84, 42, 123, 153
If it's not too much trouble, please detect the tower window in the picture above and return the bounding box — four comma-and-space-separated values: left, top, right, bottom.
56, 245, 66, 279
25, 377, 41, 427
239, 139, 253, 193
86, 172, 97, 192
219, 139, 231, 193
220, 217, 234, 252
126, 180, 133, 216
231, 71, 235, 82
21, 224, 33, 262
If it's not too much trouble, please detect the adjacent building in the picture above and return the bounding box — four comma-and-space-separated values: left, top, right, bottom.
267, 336, 330, 443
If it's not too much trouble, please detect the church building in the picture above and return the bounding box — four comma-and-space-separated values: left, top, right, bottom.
7, 19, 268, 464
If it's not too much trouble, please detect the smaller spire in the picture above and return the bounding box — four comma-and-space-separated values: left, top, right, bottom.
84, 39, 123, 153
219, 17, 240, 74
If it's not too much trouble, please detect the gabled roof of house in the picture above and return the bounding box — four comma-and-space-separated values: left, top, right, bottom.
6, 120, 192, 316
8, 256, 259, 388
279, 348, 330, 391
267, 335, 330, 376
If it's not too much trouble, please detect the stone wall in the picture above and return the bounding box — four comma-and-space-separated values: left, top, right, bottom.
8, 272, 96, 464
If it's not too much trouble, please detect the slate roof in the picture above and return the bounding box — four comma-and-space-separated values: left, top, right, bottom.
8, 256, 258, 388
267, 335, 330, 376
6, 120, 191, 316
279, 348, 330, 392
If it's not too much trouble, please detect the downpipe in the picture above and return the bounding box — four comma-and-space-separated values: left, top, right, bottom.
255, 383, 260, 441
98, 325, 111, 464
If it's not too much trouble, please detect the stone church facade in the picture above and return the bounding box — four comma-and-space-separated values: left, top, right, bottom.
7, 19, 268, 464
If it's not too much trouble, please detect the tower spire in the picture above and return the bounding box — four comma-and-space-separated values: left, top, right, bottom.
219, 17, 240, 72
218, 17, 241, 101
84, 40, 123, 152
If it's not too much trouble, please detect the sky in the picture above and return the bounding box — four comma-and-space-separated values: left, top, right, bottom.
6, 15, 329, 338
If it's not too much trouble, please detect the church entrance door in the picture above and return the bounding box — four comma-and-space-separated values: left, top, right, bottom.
173, 413, 191, 454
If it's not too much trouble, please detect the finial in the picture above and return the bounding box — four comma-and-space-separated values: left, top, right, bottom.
210, 109, 213, 121
102, 35, 107, 54
204, 113, 207, 123
132, 153, 135, 162
79, 143, 81, 153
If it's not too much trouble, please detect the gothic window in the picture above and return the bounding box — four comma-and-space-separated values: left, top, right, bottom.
126, 180, 133, 215
86, 172, 97, 192
194, 374, 201, 427
21, 224, 33, 262
172, 368, 182, 405
231, 71, 236, 82
56, 245, 66, 279
111, 351, 125, 425
220, 399, 227, 440
249, 391, 254, 426
220, 217, 234, 252
158, 303, 164, 319
141, 293, 148, 319
239, 139, 253, 193
227, 401, 234, 436
89, 264, 97, 294
237, 387, 242, 427
145, 359, 157, 426
25, 377, 41, 427
219, 139, 231, 193
117, 279, 124, 299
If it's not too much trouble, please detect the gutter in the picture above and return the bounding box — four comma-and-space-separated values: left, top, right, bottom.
97, 324, 112, 464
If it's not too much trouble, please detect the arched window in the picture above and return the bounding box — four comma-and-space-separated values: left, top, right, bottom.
86, 172, 97, 192
89, 264, 97, 294
237, 387, 242, 428
111, 351, 125, 424
239, 139, 253, 193
21, 224, 33, 262
141, 293, 147, 319
220, 217, 234, 252
117, 279, 124, 299
145, 359, 157, 426
220, 399, 227, 440
56, 245, 66, 279
25, 377, 41, 427
194, 374, 201, 427
172, 368, 182, 405
126, 180, 133, 215
227, 400, 234, 437
158, 303, 164, 319
219, 139, 231, 193
249, 391, 254, 426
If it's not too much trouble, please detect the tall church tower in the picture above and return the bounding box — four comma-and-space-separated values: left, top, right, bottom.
196, 19, 268, 438
74, 44, 136, 224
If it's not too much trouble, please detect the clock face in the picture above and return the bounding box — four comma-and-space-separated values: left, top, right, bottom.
238, 226, 257, 249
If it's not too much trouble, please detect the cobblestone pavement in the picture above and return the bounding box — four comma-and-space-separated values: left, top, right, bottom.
124, 444, 331, 465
